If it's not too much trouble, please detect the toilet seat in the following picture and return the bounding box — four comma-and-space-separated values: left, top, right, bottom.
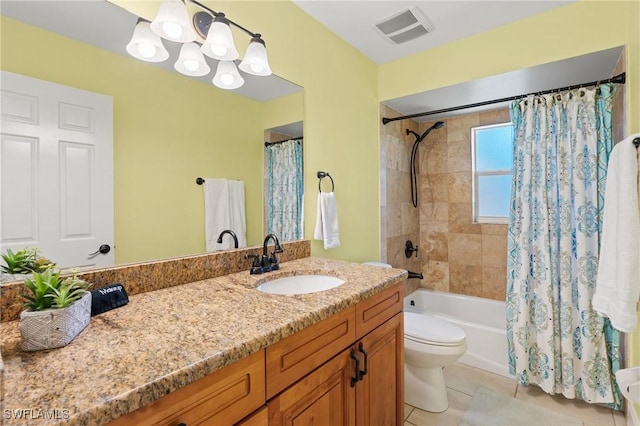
404, 311, 466, 347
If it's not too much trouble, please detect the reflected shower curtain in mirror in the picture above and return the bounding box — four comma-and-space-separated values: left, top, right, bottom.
506, 84, 622, 409
266, 139, 303, 241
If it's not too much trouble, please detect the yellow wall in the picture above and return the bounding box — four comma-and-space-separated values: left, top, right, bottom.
263, 91, 304, 131
1, 16, 265, 264
380, 0, 639, 417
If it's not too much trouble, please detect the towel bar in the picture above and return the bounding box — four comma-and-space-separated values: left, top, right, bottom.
317, 171, 334, 192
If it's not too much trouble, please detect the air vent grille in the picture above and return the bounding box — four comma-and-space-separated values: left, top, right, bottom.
374, 7, 434, 45
375, 9, 418, 35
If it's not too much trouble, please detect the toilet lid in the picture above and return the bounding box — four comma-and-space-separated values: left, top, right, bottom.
404, 311, 466, 346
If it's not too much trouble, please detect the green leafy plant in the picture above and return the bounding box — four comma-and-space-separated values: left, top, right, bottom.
1, 248, 55, 274
22, 269, 90, 311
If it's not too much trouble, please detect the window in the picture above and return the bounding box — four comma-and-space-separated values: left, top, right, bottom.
471, 122, 514, 223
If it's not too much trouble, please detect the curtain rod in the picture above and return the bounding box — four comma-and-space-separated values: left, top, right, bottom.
264, 137, 303, 147
382, 72, 626, 125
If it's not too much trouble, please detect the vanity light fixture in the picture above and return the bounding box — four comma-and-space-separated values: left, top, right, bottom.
149, 0, 196, 43
125, 18, 170, 63
239, 35, 272, 76
201, 13, 239, 61
125, 0, 272, 90
174, 42, 210, 76
213, 60, 244, 89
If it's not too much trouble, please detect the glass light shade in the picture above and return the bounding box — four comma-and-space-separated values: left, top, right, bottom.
174, 43, 211, 76
150, 0, 196, 43
201, 15, 239, 61
239, 36, 272, 76
126, 20, 169, 63
212, 61, 244, 90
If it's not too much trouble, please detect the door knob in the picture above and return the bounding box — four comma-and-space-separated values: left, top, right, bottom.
89, 244, 111, 257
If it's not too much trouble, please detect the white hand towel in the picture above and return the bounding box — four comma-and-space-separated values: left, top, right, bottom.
228, 180, 247, 248
204, 178, 231, 251
314, 192, 324, 242
314, 192, 340, 249
593, 134, 640, 332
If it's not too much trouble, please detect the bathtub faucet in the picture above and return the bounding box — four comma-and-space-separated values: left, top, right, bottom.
407, 271, 423, 280
405, 240, 419, 258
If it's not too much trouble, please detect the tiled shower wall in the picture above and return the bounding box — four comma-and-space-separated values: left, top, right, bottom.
380, 106, 511, 301
417, 109, 511, 301
379, 105, 421, 275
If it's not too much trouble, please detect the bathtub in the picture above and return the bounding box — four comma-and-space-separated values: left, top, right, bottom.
404, 289, 513, 378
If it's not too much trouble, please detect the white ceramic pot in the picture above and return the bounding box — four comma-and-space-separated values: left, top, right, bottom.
0, 273, 31, 283
20, 292, 92, 351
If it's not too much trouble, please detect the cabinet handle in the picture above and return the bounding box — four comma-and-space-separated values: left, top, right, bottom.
358, 342, 368, 378
350, 348, 360, 387
176, 423, 187, 426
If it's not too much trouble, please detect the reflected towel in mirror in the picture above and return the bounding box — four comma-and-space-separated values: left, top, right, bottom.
204, 178, 246, 251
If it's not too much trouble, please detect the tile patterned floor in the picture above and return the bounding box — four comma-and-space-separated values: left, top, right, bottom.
404, 363, 627, 426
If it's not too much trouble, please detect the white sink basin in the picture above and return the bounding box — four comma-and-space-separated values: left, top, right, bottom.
256, 274, 345, 295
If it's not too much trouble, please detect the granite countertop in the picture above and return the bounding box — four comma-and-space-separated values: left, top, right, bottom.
0, 257, 408, 425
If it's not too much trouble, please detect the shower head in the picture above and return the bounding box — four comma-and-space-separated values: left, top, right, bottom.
407, 121, 444, 143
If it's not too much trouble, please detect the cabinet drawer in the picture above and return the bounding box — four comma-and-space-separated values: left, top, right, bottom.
355, 281, 403, 339
109, 350, 266, 426
266, 305, 356, 399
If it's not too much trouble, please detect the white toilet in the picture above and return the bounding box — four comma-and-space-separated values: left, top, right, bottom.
404, 311, 467, 413
361, 262, 467, 412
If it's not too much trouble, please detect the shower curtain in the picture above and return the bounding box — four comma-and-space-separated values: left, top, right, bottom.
506, 84, 622, 408
265, 139, 303, 241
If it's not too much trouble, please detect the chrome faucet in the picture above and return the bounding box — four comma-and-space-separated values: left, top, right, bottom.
217, 229, 239, 249
262, 233, 283, 271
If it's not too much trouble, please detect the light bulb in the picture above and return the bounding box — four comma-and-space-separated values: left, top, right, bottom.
184, 59, 200, 72
138, 43, 157, 59
250, 64, 264, 73
162, 21, 183, 40
220, 73, 234, 86
211, 45, 227, 57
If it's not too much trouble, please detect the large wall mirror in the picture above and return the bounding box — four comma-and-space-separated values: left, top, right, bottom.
0, 1, 304, 272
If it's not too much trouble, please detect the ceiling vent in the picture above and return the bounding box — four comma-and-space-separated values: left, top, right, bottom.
374, 7, 435, 45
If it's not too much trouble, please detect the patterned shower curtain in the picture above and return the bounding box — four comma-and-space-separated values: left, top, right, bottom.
265, 139, 303, 241
506, 84, 622, 408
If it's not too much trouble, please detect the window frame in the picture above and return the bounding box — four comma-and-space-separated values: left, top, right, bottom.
471, 122, 513, 224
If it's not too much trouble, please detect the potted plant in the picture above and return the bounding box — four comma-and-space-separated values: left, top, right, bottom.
0, 247, 56, 283
20, 269, 92, 351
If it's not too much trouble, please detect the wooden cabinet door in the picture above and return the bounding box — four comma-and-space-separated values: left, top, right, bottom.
355, 312, 403, 426
268, 347, 357, 426
237, 407, 268, 426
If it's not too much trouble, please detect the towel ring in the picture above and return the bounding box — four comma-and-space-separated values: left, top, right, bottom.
317, 171, 334, 192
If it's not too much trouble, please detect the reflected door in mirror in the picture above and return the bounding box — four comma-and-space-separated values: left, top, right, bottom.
0, 72, 114, 269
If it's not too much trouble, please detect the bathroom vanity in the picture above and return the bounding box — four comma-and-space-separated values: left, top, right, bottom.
0, 254, 408, 425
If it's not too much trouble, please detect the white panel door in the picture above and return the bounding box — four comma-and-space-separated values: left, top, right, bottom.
0, 71, 114, 269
